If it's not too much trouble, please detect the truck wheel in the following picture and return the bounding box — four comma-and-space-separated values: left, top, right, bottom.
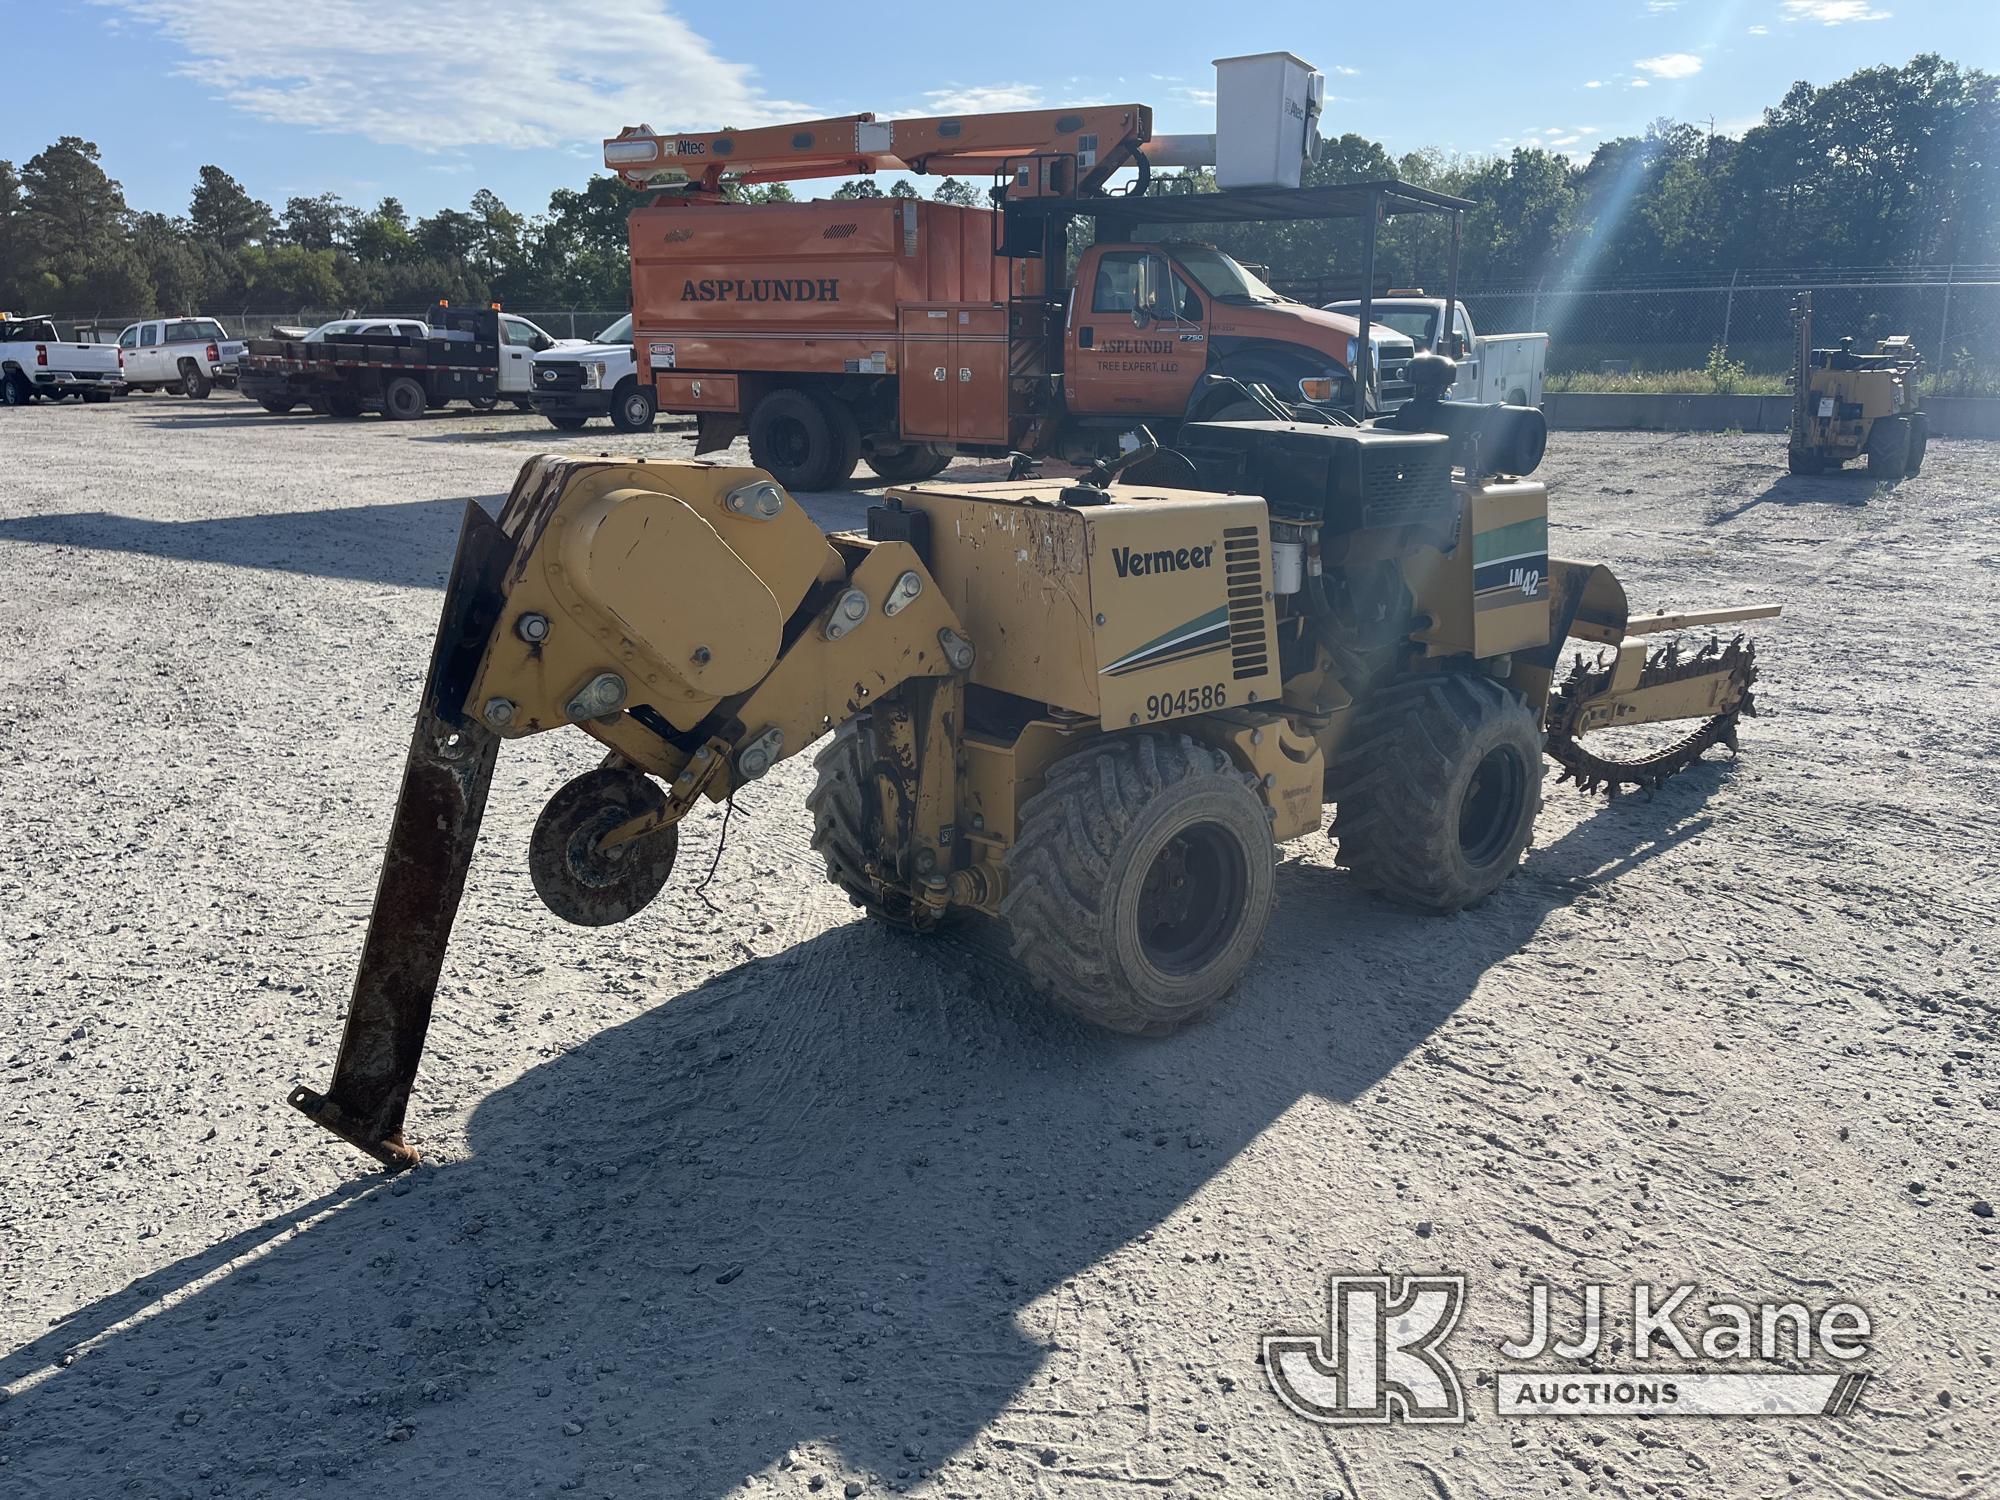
1786, 446, 1828, 476
178, 360, 213, 400
3, 370, 35, 406
1866, 415, 1910, 481
1507, 387, 1528, 408
258, 399, 296, 415
547, 414, 590, 432
1331, 673, 1542, 914
325, 390, 364, 419
1001, 733, 1276, 1036
610, 379, 657, 433
468, 393, 500, 412
864, 443, 952, 483
815, 393, 863, 484
807, 714, 947, 932
748, 387, 839, 489
382, 377, 427, 421
1904, 411, 1929, 476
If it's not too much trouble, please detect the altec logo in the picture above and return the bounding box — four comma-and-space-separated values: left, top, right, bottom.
679, 278, 840, 303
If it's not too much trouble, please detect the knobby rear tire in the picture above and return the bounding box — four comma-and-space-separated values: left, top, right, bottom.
1331, 673, 1542, 914
1001, 732, 1275, 1036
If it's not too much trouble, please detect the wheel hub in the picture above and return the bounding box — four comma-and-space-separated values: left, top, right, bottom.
1136, 822, 1245, 976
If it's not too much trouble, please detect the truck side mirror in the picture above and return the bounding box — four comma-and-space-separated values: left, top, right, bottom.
1130, 258, 1155, 329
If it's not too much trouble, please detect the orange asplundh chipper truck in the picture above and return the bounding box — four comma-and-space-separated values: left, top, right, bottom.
601, 53, 1437, 487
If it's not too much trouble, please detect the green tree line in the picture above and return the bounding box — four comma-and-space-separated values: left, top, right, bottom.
0, 54, 1990, 322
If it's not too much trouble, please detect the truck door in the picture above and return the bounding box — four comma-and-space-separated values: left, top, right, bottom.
133, 322, 162, 383
499, 317, 549, 394
1064, 248, 1205, 416
117, 324, 139, 380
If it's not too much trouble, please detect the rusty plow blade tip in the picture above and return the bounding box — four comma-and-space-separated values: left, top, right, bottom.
288, 499, 514, 1172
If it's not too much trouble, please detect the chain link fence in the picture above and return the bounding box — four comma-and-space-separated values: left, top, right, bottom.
65, 309, 629, 343
72, 275, 2000, 393
1275, 266, 2000, 391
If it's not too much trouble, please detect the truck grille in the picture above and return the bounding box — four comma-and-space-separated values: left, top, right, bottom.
1358, 442, 1454, 529
536, 362, 587, 392
1376, 349, 1414, 411
1223, 526, 1271, 681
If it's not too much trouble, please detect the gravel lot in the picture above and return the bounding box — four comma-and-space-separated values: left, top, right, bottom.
2, 394, 1995, 1499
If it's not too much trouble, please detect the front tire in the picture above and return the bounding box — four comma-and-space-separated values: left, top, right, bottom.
1787, 445, 1828, 476
1866, 415, 1910, 481
1904, 410, 1929, 476
748, 387, 838, 489
864, 442, 952, 483
1331, 673, 1542, 913
258, 398, 296, 415
807, 714, 941, 931
610, 379, 657, 433
1001, 733, 1275, 1036
547, 413, 590, 432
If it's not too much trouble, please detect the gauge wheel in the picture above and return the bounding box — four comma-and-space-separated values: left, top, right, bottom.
529, 768, 680, 927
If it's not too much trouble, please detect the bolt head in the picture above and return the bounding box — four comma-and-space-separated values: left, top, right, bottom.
692, 645, 712, 665
515, 612, 551, 644
482, 698, 516, 728
840, 593, 867, 621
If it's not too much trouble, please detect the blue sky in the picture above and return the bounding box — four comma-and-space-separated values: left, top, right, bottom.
6, 1, 1994, 220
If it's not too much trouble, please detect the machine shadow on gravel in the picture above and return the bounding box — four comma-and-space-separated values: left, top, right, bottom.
0, 496, 499, 589
1709, 471, 1883, 524
0, 776, 1725, 1497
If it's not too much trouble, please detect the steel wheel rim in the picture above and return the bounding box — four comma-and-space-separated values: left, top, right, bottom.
1459, 744, 1527, 868
1137, 821, 1246, 976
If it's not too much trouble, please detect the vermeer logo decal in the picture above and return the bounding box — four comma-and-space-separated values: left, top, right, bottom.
1111, 543, 1214, 578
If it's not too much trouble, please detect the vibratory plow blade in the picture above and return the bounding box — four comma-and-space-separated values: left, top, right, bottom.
288, 500, 515, 1171
1540, 561, 1782, 798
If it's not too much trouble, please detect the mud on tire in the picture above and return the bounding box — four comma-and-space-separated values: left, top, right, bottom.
1000, 733, 1275, 1036
807, 715, 937, 931
1332, 672, 1542, 913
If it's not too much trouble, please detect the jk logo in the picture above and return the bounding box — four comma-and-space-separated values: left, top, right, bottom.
1264, 1274, 1466, 1425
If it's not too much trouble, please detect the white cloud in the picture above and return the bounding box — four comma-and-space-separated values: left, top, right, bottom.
1179, 87, 1218, 106
1781, 0, 1890, 21
1585, 79, 1605, 88
1635, 51, 1704, 79
1331, 65, 1361, 76
1630, 78, 1652, 88
1749, 23, 1770, 33
916, 83, 1046, 114
93, 0, 807, 151
1645, 0, 1681, 11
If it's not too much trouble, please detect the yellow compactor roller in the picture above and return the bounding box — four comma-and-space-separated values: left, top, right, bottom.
291, 367, 1780, 1169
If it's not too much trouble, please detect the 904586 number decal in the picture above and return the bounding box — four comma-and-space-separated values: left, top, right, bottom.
1144, 683, 1227, 721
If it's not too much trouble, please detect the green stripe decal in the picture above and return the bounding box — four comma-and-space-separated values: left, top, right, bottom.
1473, 516, 1549, 567
1101, 606, 1228, 675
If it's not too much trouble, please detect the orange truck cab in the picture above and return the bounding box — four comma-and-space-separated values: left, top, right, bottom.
607, 58, 1446, 489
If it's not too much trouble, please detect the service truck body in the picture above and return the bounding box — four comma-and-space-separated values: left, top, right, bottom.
237, 306, 563, 419
629, 197, 1411, 483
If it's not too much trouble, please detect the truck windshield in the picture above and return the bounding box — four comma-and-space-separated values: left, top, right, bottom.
593, 314, 632, 344
1165, 246, 1286, 305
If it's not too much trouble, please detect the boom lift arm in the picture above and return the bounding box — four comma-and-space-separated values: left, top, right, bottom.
603, 104, 1158, 199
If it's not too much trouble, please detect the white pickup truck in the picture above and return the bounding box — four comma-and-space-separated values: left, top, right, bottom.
1323, 294, 1548, 407
0, 314, 127, 405
117, 316, 248, 399
527, 314, 655, 432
